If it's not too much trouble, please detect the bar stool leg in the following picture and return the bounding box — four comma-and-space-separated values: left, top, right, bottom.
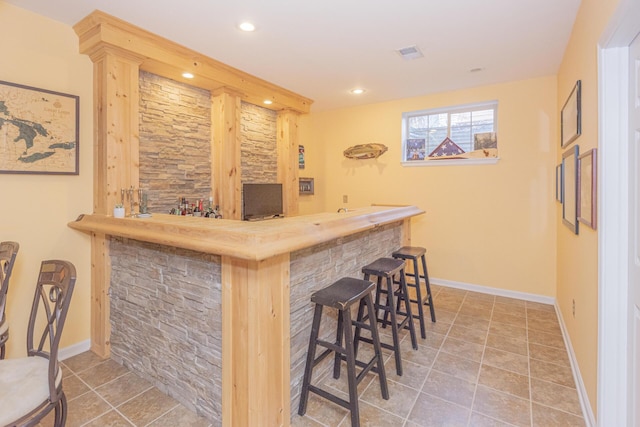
364, 293, 389, 400
353, 298, 367, 359
333, 308, 344, 379
421, 254, 437, 322
298, 304, 324, 416
400, 269, 418, 350
385, 275, 404, 376
411, 257, 427, 339
341, 308, 361, 427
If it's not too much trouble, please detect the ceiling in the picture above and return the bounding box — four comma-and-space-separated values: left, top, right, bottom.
5, 0, 581, 112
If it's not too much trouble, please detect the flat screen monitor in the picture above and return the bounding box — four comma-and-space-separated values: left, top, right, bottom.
242, 183, 284, 221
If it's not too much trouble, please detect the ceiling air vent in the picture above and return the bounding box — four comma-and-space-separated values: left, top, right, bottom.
396, 45, 423, 60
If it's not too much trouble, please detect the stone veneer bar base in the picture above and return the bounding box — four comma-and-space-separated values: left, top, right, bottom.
109, 237, 223, 423
108, 221, 401, 425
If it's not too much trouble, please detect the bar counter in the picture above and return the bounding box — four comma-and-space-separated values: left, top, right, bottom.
68, 205, 424, 426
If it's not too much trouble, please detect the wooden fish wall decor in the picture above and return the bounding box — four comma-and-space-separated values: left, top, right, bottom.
343, 143, 388, 160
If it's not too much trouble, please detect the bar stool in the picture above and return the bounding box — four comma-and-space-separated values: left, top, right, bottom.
298, 277, 389, 427
359, 258, 418, 377
392, 246, 436, 339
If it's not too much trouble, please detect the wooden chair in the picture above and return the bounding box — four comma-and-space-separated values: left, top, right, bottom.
0, 260, 76, 427
0, 241, 20, 360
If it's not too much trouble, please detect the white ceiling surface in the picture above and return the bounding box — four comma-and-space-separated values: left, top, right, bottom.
6, 0, 581, 112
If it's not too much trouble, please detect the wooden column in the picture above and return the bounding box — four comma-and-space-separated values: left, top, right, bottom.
402, 218, 412, 246
212, 89, 242, 220
88, 49, 143, 357
277, 110, 300, 217
221, 254, 291, 427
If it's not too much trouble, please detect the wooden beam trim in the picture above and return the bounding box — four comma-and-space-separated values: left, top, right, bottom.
74, 11, 313, 114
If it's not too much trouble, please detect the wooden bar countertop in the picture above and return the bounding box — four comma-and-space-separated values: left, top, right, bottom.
68, 205, 424, 261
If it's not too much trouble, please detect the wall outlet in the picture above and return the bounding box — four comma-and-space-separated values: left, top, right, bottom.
572, 299, 576, 318
343, 195, 348, 203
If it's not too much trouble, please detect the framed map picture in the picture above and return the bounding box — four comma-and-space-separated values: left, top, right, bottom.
0, 80, 79, 175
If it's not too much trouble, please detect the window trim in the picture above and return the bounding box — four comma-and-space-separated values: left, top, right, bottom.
401, 100, 499, 164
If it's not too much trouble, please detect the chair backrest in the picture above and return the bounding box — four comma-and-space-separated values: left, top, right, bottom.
0, 241, 20, 324
27, 260, 76, 403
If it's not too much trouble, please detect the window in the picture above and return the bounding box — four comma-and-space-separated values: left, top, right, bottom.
402, 101, 498, 164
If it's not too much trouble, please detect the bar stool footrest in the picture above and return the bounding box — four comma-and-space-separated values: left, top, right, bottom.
308, 385, 351, 411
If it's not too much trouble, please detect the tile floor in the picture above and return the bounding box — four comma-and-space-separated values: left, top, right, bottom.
38, 352, 212, 427
291, 285, 586, 427
40, 285, 585, 426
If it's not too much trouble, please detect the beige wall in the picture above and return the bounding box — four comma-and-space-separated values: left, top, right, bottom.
305, 76, 558, 297
556, 0, 620, 417
0, 0, 623, 418
0, 2, 93, 357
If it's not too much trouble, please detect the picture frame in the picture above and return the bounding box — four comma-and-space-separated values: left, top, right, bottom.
0, 80, 79, 175
555, 164, 563, 203
299, 177, 314, 195
562, 145, 579, 234
561, 80, 581, 148
578, 148, 597, 229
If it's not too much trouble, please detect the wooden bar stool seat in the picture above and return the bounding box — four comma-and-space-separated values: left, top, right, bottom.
392, 246, 436, 339
359, 257, 418, 377
298, 277, 389, 427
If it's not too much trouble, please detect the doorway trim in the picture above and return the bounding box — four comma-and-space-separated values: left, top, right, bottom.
598, 0, 640, 425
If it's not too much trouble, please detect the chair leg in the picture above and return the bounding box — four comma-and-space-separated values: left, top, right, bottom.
298, 304, 323, 416
53, 391, 67, 427
0, 343, 5, 360
341, 308, 360, 427
421, 254, 436, 322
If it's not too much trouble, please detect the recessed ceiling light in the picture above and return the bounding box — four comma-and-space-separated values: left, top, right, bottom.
239, 22, 255, 32
182, 72, 194, 79
263, 100, 273, 105
350, 88, 365, 95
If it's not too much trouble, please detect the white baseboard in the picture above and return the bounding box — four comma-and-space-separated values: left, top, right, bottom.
432, 277, 594, 425
431, 277, 556, 305
555, 304, 597, 426
59, 339, 91, 361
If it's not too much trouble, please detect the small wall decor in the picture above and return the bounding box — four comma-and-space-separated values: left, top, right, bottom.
562, 145, 579, 234
474, 132, 497, 150
343, 143, 388, 160
299, 145, 305, 169
556, 164, 563, 203
299, 177, 314, 195
0, 80, 79, 175
578, 148, 597, 229
406, 138, 426, 160
561, 80, 581, 148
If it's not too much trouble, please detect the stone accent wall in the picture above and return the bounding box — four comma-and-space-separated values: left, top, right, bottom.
289, 222, 403, 415
138, 73, 280, 215
109, 237, 223, 425
139, 71, 212, 214
240, 101, 278, 184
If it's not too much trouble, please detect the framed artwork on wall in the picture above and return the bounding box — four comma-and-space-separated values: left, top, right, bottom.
0, 80, 79, 175
556, 164, 563, 203
562, 145, 579, 234
561, 80, 581, 148
578, 148, 597, 229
